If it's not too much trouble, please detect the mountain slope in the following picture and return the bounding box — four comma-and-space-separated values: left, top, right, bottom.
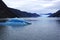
0, 0, 40, 18
49, 10, 60, 17
8, 8, 40, 17
0, 0, 18, 18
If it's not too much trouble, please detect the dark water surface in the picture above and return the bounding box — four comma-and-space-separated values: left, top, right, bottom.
0, 17, 60, 40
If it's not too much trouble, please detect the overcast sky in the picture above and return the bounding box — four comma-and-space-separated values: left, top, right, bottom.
3, 0, 60, 14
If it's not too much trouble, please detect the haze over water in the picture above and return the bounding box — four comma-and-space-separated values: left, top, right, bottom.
0, 17, 60, 40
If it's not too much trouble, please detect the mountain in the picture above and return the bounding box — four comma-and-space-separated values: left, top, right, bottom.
0, 0, 40, 18
49, 10, 60, 17
8, 8, 40, 17
0, 0, 18, 18
45, 13, 52, 15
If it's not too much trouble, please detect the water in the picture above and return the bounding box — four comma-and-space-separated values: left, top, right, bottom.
0, 17, 60, 40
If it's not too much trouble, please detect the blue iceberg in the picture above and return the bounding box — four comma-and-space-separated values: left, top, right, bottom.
5, 18, 31, 26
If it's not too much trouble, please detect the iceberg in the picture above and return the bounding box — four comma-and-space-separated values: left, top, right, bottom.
5, 18, 31, 26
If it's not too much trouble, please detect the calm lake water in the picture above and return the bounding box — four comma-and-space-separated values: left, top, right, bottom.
0, 17, 60, 40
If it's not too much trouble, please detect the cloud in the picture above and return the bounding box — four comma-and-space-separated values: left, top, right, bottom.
3, 0, 60, 14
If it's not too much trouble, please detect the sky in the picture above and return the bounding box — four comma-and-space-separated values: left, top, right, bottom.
3, 0, 60, 14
